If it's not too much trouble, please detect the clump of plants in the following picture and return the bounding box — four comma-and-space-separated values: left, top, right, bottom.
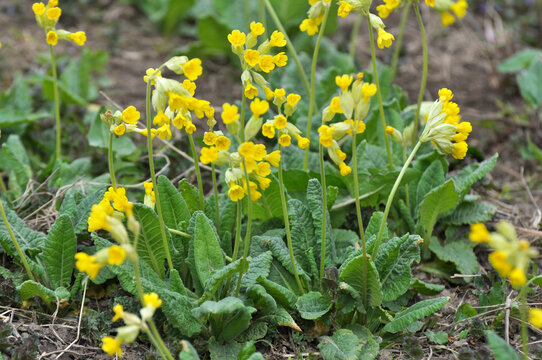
1, 0, 540, 359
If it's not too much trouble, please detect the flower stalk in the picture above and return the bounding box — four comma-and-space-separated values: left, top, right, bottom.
211, 164, 220, 234
188, 133, 205, 210
50, 45, 62, 160
108, 131, 117, 190
412, 3, 428, 143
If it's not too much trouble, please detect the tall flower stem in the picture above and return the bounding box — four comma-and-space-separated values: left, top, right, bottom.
403, 146, 410, 210
145, 67, 174, 271
390, 5, 411, 81
278, 145, 305, 294
351, 130, 367, 309
349, 14, 364, 62
263, 0, 310, 96
232, 202, 242, 262
519, 286, 529, 360
188, 134, 205, 210
235, 160, 254, 295
50, 45, 62, 161
0, 198, 35, 281
412, 3, 428, 144
373, 140, 421, 258
303, 6, 330, 172
211, 164, 220, 233
318, 143, 328, 289
367, 18, 393, 168
108, 132, 117, 190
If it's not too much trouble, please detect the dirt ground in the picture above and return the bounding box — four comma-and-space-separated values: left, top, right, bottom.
0, 0, 541, 359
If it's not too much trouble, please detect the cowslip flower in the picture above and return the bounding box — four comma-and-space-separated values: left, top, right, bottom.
530, 308, 542, 329
32, 2, 86, 46
300, 0, 331, 36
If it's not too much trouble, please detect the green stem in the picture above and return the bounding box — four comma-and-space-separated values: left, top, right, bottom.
188, 134, 205, 210
0, 175, 7, 193
240, 93, 247, 142
403, 146, 410, 210
373, 140, 421, 258
167, 227, 191, 238
263, 0, 310, 96
49, 45, 62, 161
304, 6, 330, 172
149, 320, 174, 360
235, 159, 254, 295
108, 131, 117, 190
145, 67, 174, 272
278, 145, 305, 294
349, 14, 364, 63
244, 0, 250, 30
232, 202, 242, 262
412, 3, 428, 144
390, 5, 411, 81
318, 143, 328, 289
368, 18, 393, 168
0, 198, 35, 281
259, 0, 267, 37
142, 328, 168, 360
211, 164, 220, 234
351, 129, 367, 309
519, 286, 529, 360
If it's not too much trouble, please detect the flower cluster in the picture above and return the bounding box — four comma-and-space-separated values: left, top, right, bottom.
146, 57, 214, 140
300, 0, 331, 36
32, 1, 86, 46
227, 22, 288, 100
469, 222, 538, 287
261, 89, 308, 150
100, 106, 150, 138
75, 187, 138, 279
319, 73, 376, 176
417, 88, 471, 160
102, 292, 163, 357
376, 0, 467, 27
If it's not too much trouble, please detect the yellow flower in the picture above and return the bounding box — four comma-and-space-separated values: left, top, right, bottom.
68, 31, 86, 46
259, 55, 275, 73
425, 0, 435, 7
46, 7, 61, 20
269, 30, 286, 47
300, 17, 323, 36
122, 106, 140, 125
279, 134, 291, 147
244, 49, 260, 67
222, 103, 240, 124
452, 141, 468, 160
172, 114, 187, 129
469, 223, 490, 243
509, 268, 527, 287
46, 30, 58, 45
48, 0, 58, 7
330, 96, 342, 114
143, 292, 162, 309
274, 115, 287, 130
440, 11, 456, 27
102, 336, 123, 357
318, 125, 334, 147
112, 304, 124, 322
203, 132, 217, 146
274, 88, 286, 99
32, 2, 46, 16
338, 1, 353, 18
215, 136, 231, 151
273, 52, 288, 67
228, 29, 246, 47
336, 74, 353, 92
107, 245, 126, 265
377, 28, 395, 49
488, 250, 513, 278
265, 151, 281, 167
182, 79, 196, 96
345, 119, 366, 135
200, 147, 219, 164
529, 308, 542, 329
144, 68, 162, 84
297, 137, 310, 149
244, 83, 258, 99
339, 162, 352, 176
256, 162, 271, 177
182, 58, 203, 81
114, 124, 126, 136
377, 4, 391, 19
228, 184, 245, 202
450, 0, 468, 18
264, 88, 275, 100
88, 203, 111, 232
105, 187, 133, 216
144, 182, 153, 195
286, 93, 301, 107
361, 83, 377, 102
250, 22, 265, 36
250, 98, 269, 117
75, 253, 104, 279
262, 123, 275, 138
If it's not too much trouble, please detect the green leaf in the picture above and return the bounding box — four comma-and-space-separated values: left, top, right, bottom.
339, 254, 382, 307
179, 179, 201, 213
132, 204, 169, 278
415, 160, 445, 217
498, 49, 542, 73
429, 239, 478, 275
260, 307, 301, 331
157, 175, 191, 230
426, 330, 448, 344
0, 109, 49, 128
455, 303, 477, 322
246, 284, 277, 315
241, 251, 272, 288
517, 58, 542, 107
72, 187, 106, 234
296, 291, 332, 320
382, 296, 449, 333
318, 329, 362, 360
266, 236, 310, 286
17, 281, 69, 303
0, 200, 46, 258
169, 268, 188, 296
418, 180, 459, 238
365, 211, 388, 245
485, 330, 520, 360
179, 340, 201, 360
208, 339, 243, 360
452, 154, 498, 197
257, 276, 297, 309
87, 109, 136, 157
347, 325, 379, 359
203, 259, 245, 300
43, 215, 76, 288
288, 199, 317, 274
3, 135, 32, 194
441, 200, 496, 225
306, 179, 336, 267
48, 158, 91, 188
375, 234, 422, 302
410, 278, 444, 296
250, 175, 283, 221
194, 212, 225, 287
